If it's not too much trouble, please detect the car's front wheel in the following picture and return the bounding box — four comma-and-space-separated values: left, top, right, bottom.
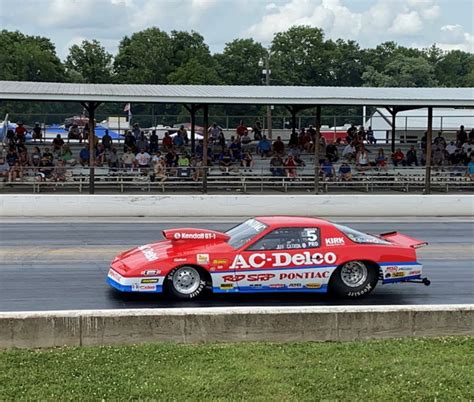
330, 260, 378, 298
167, 266, 206, 299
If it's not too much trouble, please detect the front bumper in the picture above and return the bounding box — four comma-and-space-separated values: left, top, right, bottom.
107, 268, 164, 293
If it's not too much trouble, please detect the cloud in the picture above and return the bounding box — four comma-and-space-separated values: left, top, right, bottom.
438, 25, 474, 52
389, 11, 423, 35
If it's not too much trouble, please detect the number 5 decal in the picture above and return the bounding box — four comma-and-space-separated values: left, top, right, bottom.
305, 229, 318, 242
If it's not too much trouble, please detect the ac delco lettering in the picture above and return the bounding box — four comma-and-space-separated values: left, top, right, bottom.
230, 252, 337, 269
279, 271, 330, 280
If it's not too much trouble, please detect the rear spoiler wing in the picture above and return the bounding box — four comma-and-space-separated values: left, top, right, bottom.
379, 232, 428, 249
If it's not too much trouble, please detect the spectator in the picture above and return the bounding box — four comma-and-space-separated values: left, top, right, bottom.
375, 148, 388, 170
446, 141, 458, 156
219, 148, 233, 175
241, 151, 253, 172
177, 153, 190, 177
177, 125, 189, 144
217, 130, 226, 150
433, 132, 446, 149
457, 125, 467, 146
52, 134, 64, 154
288, 130, 299, 148
342, 142, 356, 161
15, 122, 27, 144
53, 160, 67, 182
257, 135, 271, 157
165, 150, 178, 169
209, 123, 221, 143
162, 131, 173, 151
31, 146, 42, 167
102, 130, 113, 150
18, 149, 29, 167
236, 120, 247, 137
288, 147, 306, 166
462, 139, 473, 159
406, 146, 419, 166
356, 145, 371, 171
132, 123, 141, 139
357, 126, 366, 142
136, 132, 149, 152
6, 148, 18, 167
135, 149, 151, 171
391, 148, 405, 167
121, 149, 135, 169
42, 147, 54, 163
32, 123, 43, 143
450, 149, 463, 166
8, 161, 23, 182
326, 143, 339, 162
273, 136, 285, 155
229, 137, 242, 161
338, 162, 352, 181
79, 145, 90, 166
153, 156, 168, 182
124, 131, 136, 153
320, 159, 335, 180
82, 123, 90, 143
96, 145, 106, 167
61, 144, 76, 166
432, 146, 445, 166
467, 156, 474, 180
6, 129, 15, 145
346, 123, 357, 143
240, 131, 252, 151
469, 128, 474, 142
195, 139, 204, 158
366, 126, 376, 144
270, 154, 284, 176
0, 157, 9, 181
252, 121, 262, 141
284, 155, 298, 179
191, 156, 203, 182
108, 148, 119, 170
68, 123, 81, 142
38, 157, 54, 180
149, 130, 159, 153
172, 132, 185, 149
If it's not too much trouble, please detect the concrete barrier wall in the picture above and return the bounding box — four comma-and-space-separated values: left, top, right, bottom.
0, 194, 473, 217
0, 305, 472, 348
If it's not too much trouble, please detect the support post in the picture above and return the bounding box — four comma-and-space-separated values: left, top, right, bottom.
202, 104, 209, 193
391, 110, 397, 153
314, 105, 321, 194
425, 106, 433, 194
81, 101, 100, 195
291, 106, 297, 137
265, 54, 272, 139
190, 105, 196, 155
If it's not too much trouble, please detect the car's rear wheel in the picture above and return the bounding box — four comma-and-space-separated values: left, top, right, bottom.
330, 260, 378, 298
167, 266, 206, 299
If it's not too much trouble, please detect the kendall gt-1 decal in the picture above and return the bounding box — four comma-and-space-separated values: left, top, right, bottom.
230, 251, 337, 269
174, 232, 217, 240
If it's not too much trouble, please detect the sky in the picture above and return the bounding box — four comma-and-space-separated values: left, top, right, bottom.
0, 0, 472, 60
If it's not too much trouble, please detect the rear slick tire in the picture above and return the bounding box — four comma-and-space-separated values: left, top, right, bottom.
330, 260, 378, 298
167, 266, 206, 300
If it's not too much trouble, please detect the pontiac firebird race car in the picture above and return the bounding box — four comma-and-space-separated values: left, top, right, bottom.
107, 216, 430, 299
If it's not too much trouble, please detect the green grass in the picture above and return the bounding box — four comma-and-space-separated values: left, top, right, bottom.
0, 337, 472, 401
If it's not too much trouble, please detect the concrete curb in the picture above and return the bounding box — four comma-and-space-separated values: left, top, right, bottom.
0, 194, 473, 217
0, 305, 472, 348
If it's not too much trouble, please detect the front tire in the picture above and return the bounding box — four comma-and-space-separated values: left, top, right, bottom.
330, 260, 378, 298
167, 266, 206, 299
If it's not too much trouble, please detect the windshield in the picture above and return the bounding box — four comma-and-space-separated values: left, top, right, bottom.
334, 224, 390, 245
226, 219, 267, 249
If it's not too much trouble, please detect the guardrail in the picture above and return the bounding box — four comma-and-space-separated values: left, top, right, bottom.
0, 305, 472, 348
1, 165, 472, 194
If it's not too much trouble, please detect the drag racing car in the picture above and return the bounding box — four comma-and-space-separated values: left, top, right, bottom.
107, 216, 430, 299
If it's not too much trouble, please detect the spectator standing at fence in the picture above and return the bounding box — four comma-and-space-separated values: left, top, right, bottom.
273, 136, 285, 155
52, 134, 64, 155
132, 123, 141, 139
236, 120, 247, 137
366, 126, 376, 144
406, 146, 419, 166
257, 135, 271, 157
457, 125, 468, 146
338, 162, 352, 181
391, 148, 405, 167
270, 154, 284, 176
79, 145, 90, 166
252, 121, 262, 141
102, 130, 113, 151
326, 142, 339, 162
32, 123, 43, 143
346, 123, 357, 143
356, 145, 371, 171
375, 148, 388, 170
149, 130, 159, 153
15, 122, 27, 144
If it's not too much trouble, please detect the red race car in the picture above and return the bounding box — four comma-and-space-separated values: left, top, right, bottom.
107, 216, 430, 299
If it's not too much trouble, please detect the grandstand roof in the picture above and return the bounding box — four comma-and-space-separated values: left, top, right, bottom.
0, 81, 473, 107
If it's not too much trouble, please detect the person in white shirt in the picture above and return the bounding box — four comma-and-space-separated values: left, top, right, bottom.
445, 141, 458, 155
342, 143, 355, 161
135, 149, 151, 172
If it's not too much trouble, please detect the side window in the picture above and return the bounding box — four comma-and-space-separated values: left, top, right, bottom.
247, 227, 320, 250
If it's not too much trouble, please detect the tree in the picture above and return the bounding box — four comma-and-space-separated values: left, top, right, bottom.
434, 50, 474, 87
167, 58, 223, 85
325, 39, 364, 86
0, 30, 65, 82
65, 39, 113, 83
362, 55, 438, 87
114, 27, 172, 84
169, 30, 212, 68
213, 38, 267, 85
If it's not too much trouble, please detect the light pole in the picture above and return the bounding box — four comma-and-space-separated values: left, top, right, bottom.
259, 52, 273, 139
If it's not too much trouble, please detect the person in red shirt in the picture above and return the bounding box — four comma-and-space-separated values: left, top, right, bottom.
162, 131, 173, 151
236, 120, 247, 137
391, 148, 406, 167
284, 155, 298, 179
15, 122, 27, 144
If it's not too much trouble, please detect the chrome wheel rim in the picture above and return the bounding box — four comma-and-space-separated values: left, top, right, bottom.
172, 267, 201, 294
340, 261, 368, 288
